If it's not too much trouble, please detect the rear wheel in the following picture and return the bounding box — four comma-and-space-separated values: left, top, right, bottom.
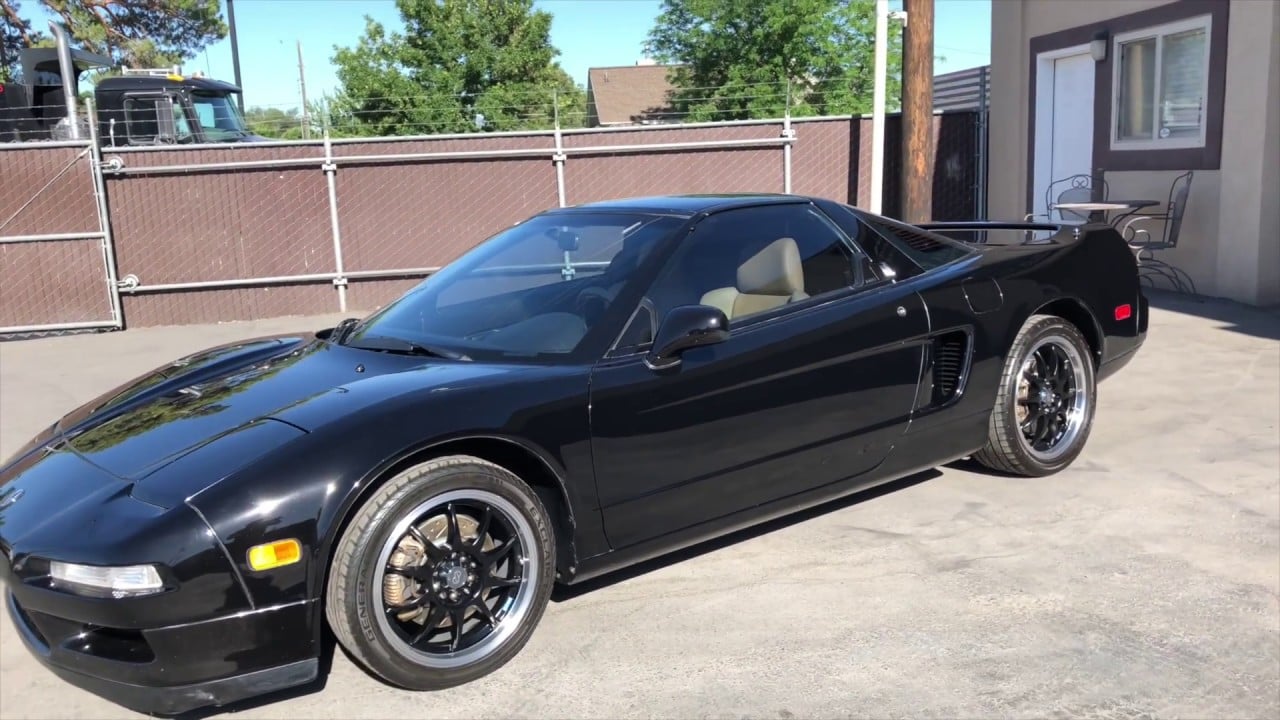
325, 455, 554, 689
974, 314, 1096, 476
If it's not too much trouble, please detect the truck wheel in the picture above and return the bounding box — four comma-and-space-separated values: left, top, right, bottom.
326, 455, 555, 689
974, 314, 1097, 476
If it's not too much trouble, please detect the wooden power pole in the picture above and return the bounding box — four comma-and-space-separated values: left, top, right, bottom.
296, 40, 311, 140
901, 0, 935, 223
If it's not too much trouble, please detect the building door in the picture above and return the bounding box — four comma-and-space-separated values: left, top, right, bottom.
1033, 48, 1095, 218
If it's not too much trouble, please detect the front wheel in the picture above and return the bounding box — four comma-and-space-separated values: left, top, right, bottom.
325, 455, 555, 689
974, 314, 1097, 476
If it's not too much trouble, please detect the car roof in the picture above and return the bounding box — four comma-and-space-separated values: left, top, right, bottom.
551, 193, 812, 217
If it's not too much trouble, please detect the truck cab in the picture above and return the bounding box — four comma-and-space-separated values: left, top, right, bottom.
93, 72, 263, 146
1, 45, 263, 146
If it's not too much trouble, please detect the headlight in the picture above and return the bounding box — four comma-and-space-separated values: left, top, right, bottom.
49, 561, 164, 598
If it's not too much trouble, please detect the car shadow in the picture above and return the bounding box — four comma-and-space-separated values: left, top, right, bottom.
551, 467, 942, 603
1146, 288, 1280, 341
944, 456, 1019, 477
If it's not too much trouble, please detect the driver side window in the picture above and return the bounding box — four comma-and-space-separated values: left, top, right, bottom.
615, 203, 873, 352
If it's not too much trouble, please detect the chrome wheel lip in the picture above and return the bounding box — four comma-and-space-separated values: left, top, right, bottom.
1015, 334, 1090, 463
373, 488, 538, 669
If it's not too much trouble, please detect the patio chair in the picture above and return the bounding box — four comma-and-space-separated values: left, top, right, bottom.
1023, 173, 1110, 223
1117, 171, 1198, 296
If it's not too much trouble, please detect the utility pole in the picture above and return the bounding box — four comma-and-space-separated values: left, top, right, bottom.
901, 0, 935, 223
227, 0, 244, 112
297, 40, 310, 140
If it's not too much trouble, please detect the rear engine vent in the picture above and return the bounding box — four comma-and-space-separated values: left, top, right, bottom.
887, 225, 952, 253
931, 332, 969, 405
866, 218, 972, 269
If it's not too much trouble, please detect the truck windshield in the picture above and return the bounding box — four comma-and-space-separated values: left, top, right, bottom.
190, 92, 248, 140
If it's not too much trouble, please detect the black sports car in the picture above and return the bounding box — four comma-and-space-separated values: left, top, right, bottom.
0, 194, 1147, 714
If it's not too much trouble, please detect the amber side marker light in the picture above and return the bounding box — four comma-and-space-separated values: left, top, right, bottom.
247, 539, 302, 571
1114, 304, 1132, 321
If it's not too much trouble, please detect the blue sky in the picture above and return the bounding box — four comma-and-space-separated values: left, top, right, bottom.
18, 0, 991, 111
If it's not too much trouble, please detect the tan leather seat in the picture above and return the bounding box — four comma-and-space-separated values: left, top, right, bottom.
700, 237, 809, 319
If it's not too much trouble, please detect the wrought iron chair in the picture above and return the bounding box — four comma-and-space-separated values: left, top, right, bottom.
1118, 171, 1198, 296
1024, 173, 1111, 223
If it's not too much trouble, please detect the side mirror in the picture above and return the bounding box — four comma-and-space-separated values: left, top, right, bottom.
645, 304, 729, 370
155, 96, 176, 144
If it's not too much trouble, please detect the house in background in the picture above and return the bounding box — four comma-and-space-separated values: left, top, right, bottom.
585, 61, 682, 127
587, 62, 995, 125
988, 0, 1279, 306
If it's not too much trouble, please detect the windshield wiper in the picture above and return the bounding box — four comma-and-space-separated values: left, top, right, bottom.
344, 334, 470, 361
331, 317, 360, 344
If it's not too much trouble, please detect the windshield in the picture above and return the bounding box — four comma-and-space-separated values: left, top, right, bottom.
189, 92, 248, 140
344, 212, 682, 361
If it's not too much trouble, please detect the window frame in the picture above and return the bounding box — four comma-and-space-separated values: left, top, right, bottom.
122, 92, 179, 146
1109, 14, 1213, 152
605, 201, 887, 358
122, 95, 162, 145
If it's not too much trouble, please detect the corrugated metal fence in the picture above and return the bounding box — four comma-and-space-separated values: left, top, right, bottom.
0, 110, 987, 335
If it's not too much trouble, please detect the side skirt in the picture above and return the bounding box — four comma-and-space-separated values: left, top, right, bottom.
566, 420, 986, 586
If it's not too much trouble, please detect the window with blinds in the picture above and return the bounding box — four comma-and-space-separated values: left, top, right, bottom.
1111, 15, 1211, 150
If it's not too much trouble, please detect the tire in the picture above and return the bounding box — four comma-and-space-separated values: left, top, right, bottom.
974, 314, 1097, 476
325, 455, 555, 690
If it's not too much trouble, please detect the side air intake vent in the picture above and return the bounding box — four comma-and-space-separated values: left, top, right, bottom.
931, 331, 969, 405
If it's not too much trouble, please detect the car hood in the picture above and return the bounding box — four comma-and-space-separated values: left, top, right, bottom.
39, 333, 484, 482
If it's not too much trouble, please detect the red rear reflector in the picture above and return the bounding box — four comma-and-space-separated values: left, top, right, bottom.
1114, 304, 1132, 321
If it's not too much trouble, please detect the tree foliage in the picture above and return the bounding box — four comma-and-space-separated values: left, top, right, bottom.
645, 0, 902, 121
329, 0, 585, 136
1, 0, 226, 78
1, 0, 41, 82
42, 0, 227, 69
244, 106, 302, 139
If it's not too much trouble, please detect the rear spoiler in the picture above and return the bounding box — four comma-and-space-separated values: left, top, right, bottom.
916, 221, 1063, 232
915, 220, 1099, 246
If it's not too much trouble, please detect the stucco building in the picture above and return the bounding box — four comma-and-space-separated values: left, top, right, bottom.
988, 0, 1278, 305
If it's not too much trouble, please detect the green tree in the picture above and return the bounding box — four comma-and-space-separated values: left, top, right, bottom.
0, 0, 41, 82
38, 0, 226, 69
328, 0, 585, 136
644, 0, 902, 121
244, 105, 302, 139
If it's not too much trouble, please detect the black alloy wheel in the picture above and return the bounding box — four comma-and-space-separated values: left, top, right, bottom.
326, 455, 555, 689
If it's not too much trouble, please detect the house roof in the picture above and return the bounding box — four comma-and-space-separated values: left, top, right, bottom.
586, 64, 680, 125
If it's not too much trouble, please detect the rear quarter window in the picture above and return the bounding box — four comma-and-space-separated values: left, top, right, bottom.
861, 215, 975, 271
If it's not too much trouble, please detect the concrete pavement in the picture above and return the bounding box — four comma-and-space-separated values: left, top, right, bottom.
1, 293, 1277, 719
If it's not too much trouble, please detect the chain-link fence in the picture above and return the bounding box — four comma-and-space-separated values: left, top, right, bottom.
0, 139, 120, 334
1, 109, 987, 335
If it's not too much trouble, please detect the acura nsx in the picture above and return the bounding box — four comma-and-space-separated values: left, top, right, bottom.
0, 194, 1147, 714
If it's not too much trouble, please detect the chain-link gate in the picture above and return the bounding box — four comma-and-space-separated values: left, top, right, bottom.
0, 133, 122, 336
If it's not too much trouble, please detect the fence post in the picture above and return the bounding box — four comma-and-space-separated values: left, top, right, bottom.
322, 130, 348, 313
553, 89, 567, 207
781, 79, 795, 194
84, 97, 125, 330
782, 119, 795, 195
975, 66, 989, 220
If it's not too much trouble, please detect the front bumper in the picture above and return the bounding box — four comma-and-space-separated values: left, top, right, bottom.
6, 589, 318, 715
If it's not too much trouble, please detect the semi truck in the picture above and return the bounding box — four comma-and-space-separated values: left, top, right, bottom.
0, 23, 263, 145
